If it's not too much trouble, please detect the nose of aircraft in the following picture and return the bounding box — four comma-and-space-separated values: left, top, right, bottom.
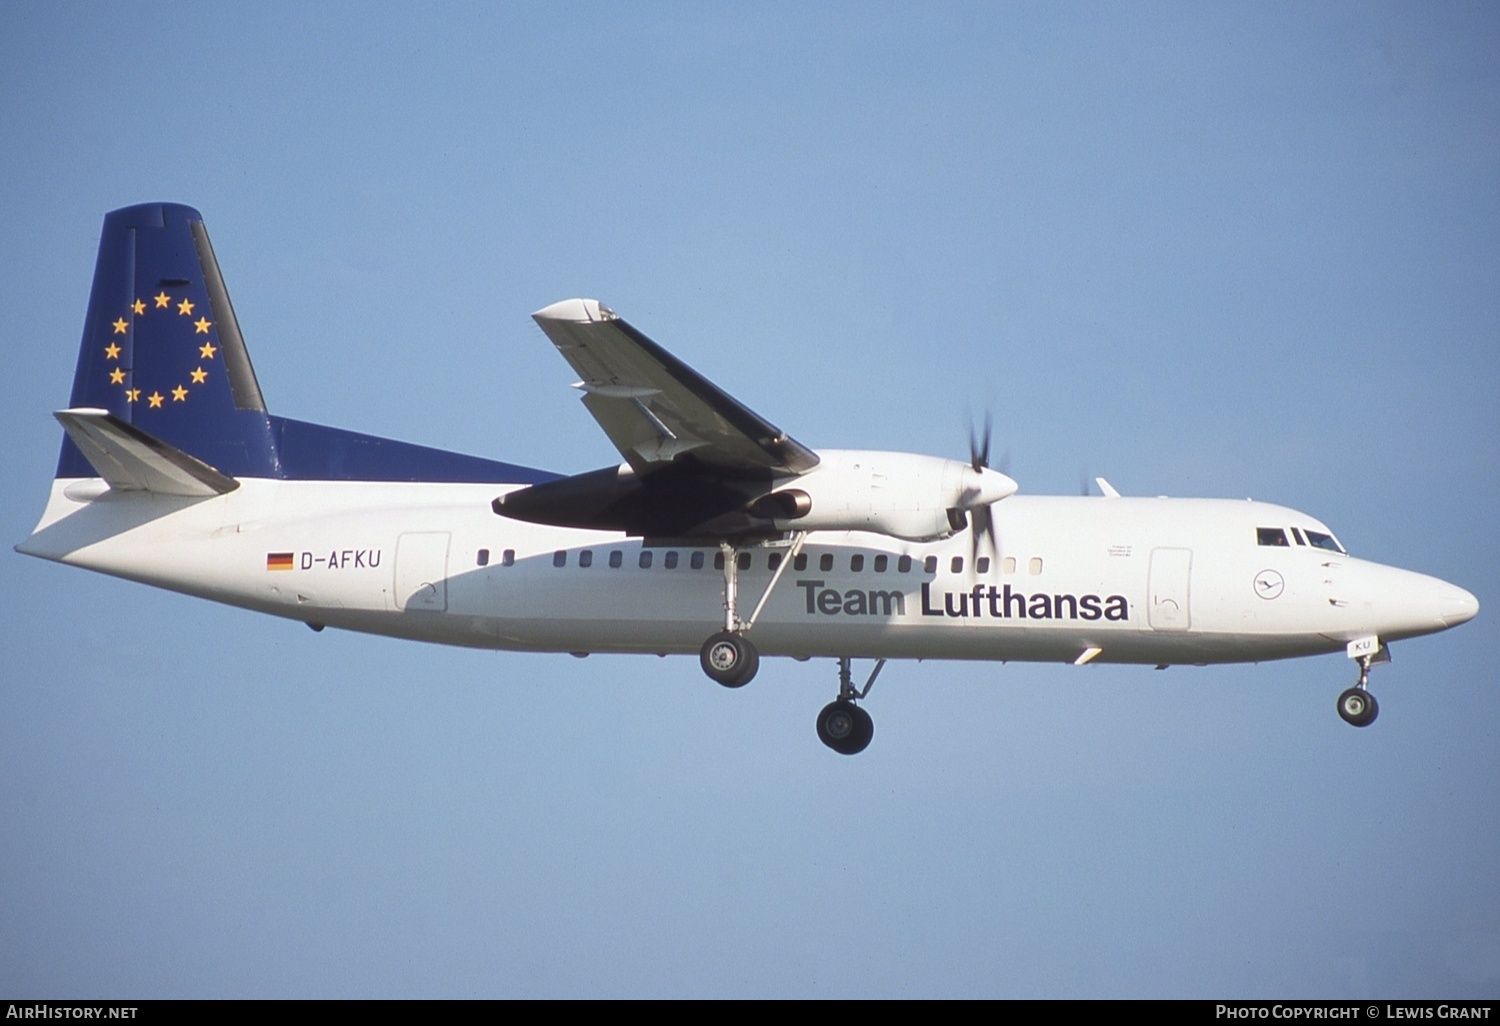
1438, 581, 1480, 628
1339, 562, 1479, 641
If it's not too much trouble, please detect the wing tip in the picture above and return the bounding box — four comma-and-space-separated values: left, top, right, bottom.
532, 298, 616, 324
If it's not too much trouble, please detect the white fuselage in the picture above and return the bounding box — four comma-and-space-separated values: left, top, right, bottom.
19, 476, 1477, 667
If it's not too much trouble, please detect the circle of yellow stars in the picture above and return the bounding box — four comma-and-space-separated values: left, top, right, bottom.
104, 290, 217, 408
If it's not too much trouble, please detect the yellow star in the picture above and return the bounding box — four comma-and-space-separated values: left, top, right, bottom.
126, 388, 140, 402
191, 366, 208, 384
148, 392, 164, 408
199, 341, 217, 359
172, 385, 188, 402
194, 316, 212, 334
177, 298, 194, 316
109, 367, 125, 385
104, 342, 121, 360
132, 299, 146, 316
112, 317, 128, 334
154, 292, 171, 308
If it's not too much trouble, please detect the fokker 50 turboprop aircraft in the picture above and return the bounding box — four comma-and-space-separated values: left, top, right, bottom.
19, 204, 1479, 753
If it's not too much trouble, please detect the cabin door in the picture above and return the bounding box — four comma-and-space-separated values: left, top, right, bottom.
395, 531, 451, 612
1147, 547, 1192, 631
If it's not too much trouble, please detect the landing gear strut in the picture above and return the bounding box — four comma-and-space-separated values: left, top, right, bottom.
697, 534, 805, 689
1336, 654, 1380, 728
817, 657, 883, 755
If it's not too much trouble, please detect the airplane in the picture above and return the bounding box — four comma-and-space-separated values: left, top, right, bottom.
17, 203, 1479, 754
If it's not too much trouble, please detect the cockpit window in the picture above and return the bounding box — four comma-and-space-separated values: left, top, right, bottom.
1257, 527, 1290, 547
1304, 530, 1345, 554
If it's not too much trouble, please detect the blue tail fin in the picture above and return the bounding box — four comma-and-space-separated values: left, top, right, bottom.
58, 203, 558, 487
58, 203, 280, 478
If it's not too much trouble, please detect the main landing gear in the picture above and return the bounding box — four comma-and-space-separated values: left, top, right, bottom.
697, 534, 806, 689
700, 631, 758, 688
817, 657, 883, 755
693, 535, 882, 754
1336, 652, 1381, 728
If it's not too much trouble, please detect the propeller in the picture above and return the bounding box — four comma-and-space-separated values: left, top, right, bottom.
962, 411, 1013, 562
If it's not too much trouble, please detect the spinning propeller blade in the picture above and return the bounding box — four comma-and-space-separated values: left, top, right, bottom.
966, 412, 1000, 561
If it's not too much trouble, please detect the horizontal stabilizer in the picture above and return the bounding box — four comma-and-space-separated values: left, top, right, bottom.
54, 408, 239, 497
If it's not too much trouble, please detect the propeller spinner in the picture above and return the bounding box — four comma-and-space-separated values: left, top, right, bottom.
958, 413, 1016, 560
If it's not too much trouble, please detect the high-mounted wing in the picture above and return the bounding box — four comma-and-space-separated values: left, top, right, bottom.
532, 299, 818, 477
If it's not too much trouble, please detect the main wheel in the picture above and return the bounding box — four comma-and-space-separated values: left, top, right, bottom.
700, 632, 759, 687
1336, 687, 1379, 728
850, 704, 874, 751
817, 700, 874, 755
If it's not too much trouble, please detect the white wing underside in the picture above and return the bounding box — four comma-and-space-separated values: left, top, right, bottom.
531, 299, 818, 476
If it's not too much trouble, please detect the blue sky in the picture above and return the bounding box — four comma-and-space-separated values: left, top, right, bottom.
3, 2, 1497, 998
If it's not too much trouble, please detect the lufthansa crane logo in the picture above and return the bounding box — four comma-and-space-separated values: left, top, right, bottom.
1253, 569, 1285, 600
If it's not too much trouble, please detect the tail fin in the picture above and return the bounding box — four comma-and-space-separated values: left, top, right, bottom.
58, 203, 280, 479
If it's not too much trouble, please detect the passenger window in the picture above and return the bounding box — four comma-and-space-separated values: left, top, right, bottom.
1305, 530, 1345, 554
639, 551, 653, 569
873, 555, 888, 573
502, 549, 515, 567
714, 552, 725, 570
553, 550, 567, 568
608, 550, 622, 569
820, 553, 834, 572
664, 551, 679, 570
477, 548, 490, 567
897, 555, 912, 573
1028, 557, 1043, 575
690, 551, 705, 570
1002, 556, 1016, 575
579, 550, 594, 568
768, 553, 782, 571
924, 556, 937, 574
950, 556, 963, 573
1257, 527, 1290, 547
794, 553, 808, 571
737, 552, 751, 571
976, 556, 990, 575
850, 554, 864, 572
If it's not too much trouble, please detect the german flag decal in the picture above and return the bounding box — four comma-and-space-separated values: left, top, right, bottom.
266, 552, 295, 571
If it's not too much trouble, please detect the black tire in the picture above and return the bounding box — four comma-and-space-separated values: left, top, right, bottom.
700, 632, 758, 688
1337, 687, 1379, 728
817, 700, 873, 755
850, 703, 875, 752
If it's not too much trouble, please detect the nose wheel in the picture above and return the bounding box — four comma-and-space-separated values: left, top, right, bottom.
1336, 653, 1380, 728
1336, 686, 1378, 727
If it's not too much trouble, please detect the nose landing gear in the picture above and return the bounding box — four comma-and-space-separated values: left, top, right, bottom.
1336, 649, 1382, 728
1336, 685, 1378, 727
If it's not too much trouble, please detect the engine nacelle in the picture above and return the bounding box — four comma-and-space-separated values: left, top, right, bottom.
494, 448, 1016, 542
762, 449, 1016, 541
